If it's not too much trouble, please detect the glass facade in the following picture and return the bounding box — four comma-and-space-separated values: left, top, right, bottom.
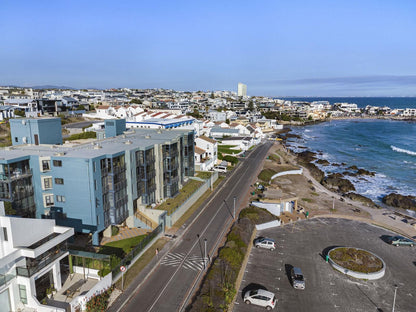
0, 160, 35, 217
136, 148, 156, 205
162, 142, 180, 198
100, 155, 128, 226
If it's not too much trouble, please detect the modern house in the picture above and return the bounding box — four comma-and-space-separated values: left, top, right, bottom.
0, 118, 195, 245
194, 136, 218, 171
0, 204, 74, 312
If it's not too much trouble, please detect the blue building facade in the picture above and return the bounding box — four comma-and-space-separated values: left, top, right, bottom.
0, 119, 195, 245
10, 118, 63, 146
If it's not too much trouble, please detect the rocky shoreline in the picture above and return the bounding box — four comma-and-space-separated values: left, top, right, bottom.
278, 129, 415, 212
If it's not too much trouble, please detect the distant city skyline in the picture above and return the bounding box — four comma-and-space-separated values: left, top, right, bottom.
1, 0, 416, 96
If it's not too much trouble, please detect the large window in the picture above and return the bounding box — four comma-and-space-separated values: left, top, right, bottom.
18, 284, 27, 304
42, 160, 50, 171
43, 177, 52, 189
44, 195, 54, 206
2, 227, 7, 241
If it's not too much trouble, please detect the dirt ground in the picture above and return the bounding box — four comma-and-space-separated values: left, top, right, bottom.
254, 143, 372, 219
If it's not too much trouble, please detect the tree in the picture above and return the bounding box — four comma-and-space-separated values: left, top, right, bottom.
225, 119, 230, 124
248, 100, 254, 111
130, 98, 142, 104
210, 92, 215, 99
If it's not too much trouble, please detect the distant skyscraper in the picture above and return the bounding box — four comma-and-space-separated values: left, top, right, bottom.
237, 82, 247, 97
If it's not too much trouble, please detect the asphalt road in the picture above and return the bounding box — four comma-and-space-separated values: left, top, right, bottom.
234, 218, 416, 312
112, 141, 273, 312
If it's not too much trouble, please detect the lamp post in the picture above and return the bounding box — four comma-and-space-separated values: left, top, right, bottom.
233, 196, 236, 219
392, 284, 398, 312
204, 238, 207, 269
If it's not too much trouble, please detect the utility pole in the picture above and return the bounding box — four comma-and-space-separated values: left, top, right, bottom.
204, 238, 207, 269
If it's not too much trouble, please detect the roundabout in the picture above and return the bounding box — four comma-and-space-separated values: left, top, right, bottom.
328, 247, 386, 280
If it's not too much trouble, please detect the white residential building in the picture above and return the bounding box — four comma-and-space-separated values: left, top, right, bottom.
195, 136, 218, 171
237, 83, 247, 97
0, 205, 74, 312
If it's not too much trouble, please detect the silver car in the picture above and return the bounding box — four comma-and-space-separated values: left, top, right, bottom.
254, 237, 276, 251
291, 267, 305, 290
244, 289, 276, 310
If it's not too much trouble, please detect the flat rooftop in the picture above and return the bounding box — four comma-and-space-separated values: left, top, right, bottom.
0, 128, 192, 161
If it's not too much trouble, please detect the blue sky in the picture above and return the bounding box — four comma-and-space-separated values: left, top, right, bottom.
1, 0, 416, 96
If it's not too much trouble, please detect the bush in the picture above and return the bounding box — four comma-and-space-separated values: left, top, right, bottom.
223, 155, 238, 165
111, 226, 119, 236
86, 286, 114, 312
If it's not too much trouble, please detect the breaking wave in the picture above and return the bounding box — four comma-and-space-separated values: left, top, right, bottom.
391, 145, 416, 156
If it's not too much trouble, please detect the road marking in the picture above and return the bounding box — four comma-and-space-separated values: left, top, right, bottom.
161, 252, 205, 272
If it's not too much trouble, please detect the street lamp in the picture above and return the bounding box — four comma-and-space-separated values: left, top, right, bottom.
204, 238, 207, 269
233, 196, 236, 219
392, 284, 398, 312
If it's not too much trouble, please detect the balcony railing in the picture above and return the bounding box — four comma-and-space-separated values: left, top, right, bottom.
16, 248, 67, 278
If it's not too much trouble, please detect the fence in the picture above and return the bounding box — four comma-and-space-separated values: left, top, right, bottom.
111, 223, 163, 277
167, 172, 218, 226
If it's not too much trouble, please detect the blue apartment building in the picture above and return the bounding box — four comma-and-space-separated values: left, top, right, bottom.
0, 118, 195, 245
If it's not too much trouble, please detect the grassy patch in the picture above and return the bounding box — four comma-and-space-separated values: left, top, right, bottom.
114, 238, 168, 289
311, 192, 319, 196
101, 235, 146, 254
329, 247, 383, 273
169, 177, 224, 231
66, 131, 96, 141
258, 168, 277, 182
268, 153, 280, 162
218, 146, 241, 154
195, 171, 212, 180
155, 179, 204, 215
301, 198, 314, 203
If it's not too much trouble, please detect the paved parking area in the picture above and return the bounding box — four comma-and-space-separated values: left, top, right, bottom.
234, 218, 416, 312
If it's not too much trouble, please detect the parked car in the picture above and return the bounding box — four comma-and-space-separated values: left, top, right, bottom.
291, 267, 305, 290
213, 165, 227, 173
243, 289, 276, 310
254, 237, 276, 251
388, 236, 414, 247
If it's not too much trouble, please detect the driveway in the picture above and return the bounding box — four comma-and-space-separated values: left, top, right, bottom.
234, 218, 416, 312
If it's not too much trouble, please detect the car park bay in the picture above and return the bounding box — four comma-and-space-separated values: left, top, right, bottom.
233, 218, 416, 312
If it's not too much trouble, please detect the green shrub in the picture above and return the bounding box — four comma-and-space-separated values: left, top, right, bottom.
223, 155, 238, 165
111, 226, 119, 236
66, 131, 96, 141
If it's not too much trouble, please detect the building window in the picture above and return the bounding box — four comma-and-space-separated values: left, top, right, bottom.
56, 195, 66, 203
55, 178, 64, 185
93, 162, 96, 172
15, 137, 18, 143
53, 160, 62, 167
2, 227, 8, 241
43, 177, 52, 189
42, 160, 50, 171
18, 284, 27, 304
45, 195, 54, 206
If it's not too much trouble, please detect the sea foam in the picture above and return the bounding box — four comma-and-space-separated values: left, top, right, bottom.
391, 145, 416, 156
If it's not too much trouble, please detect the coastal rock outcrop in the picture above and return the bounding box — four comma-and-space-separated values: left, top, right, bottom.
296, 151, 317, 164
322, 173, 356, 193
345, 193, 377, 208
382, 193, 416, 211
316, 159, 330, 166
305, 163, 325, 183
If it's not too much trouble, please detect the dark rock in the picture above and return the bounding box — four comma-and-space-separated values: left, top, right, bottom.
356, 168, 376, 176
345, 193, 377, 207
343, 171, 356, 176
285, 133, 302, 139
382, 193, 416, 211
332, 163, 341, 167
316, 159, 330, 166
305, 163, 325, 183
322, 174, 356, 193
296, 151, 317, 164
348, 165, 358, 170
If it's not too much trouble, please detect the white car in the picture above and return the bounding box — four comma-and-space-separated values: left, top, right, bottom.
254, 237, 276, 251
244, 289, 276, 310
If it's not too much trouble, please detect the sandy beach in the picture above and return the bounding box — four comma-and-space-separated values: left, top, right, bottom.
258, 142, 416, 238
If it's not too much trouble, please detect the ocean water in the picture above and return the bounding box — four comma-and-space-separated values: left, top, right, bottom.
280, 97, 416, 109
286, 119, 416, 204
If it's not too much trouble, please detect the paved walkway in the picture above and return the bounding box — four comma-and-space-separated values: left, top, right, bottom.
101, 227, 150, 245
